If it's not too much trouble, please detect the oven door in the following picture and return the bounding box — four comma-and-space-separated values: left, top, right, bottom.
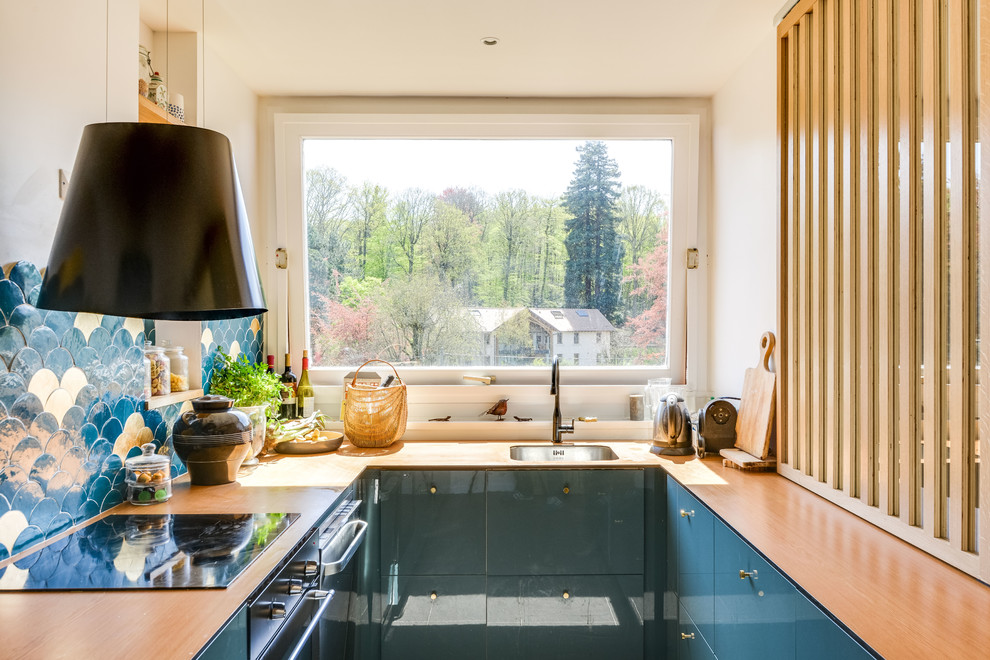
258, 507, 367, 660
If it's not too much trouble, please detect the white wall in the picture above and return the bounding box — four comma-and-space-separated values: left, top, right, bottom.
709, 37, 778, 396
0, 0, 137, 267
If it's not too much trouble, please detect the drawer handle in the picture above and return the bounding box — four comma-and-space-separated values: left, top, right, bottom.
430, 485, 437, 494
562, 590, 570, 599
562, 486, 570, 495
680, 509, 694, 518
302, 560, 319, 578
681, 632, 695, 640
430, 591, 438, 601
739, 569, 758, 580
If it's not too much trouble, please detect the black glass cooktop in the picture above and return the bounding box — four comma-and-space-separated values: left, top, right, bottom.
0, 512, 299, 591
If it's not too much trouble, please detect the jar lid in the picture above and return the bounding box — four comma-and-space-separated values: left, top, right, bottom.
143, 341, 164, 355
125, 443, 170, 471
191, 394, 235, 412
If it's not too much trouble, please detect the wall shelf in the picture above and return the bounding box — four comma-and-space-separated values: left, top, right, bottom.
145, 388, 203, 410
138, 94, 184, 125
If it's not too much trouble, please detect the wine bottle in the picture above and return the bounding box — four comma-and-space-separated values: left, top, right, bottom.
297, 350, 315, 418
266, 354, 275, 374
280, 353, 297, 419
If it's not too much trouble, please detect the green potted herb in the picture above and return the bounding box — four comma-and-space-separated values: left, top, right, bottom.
208, 347, 284, 463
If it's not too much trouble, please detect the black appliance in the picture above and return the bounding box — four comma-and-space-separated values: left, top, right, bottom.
251, 494, 367, 660
0, 512, 298, 591
696, 398, 739, 458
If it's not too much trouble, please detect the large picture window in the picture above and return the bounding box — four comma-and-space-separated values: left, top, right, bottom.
274, 113, 699, 387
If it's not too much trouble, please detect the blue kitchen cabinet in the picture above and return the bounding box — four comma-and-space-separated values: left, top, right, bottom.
487, 469, 645, 575
667, 477, 715, 644
379, 470, 486, 576
380, 575, 486, 660
196, 605, 248, 660
795, 596, 874, 659
676, 601, 716, 660
713, 523, 796, 659
486, 574, 644, 659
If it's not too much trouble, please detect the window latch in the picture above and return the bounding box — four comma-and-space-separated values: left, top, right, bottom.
686, 248, 699, 270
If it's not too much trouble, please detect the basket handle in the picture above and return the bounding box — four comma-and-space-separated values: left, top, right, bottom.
351, 359, 403, 387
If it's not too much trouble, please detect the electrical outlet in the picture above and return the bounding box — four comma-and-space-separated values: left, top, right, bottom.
58, 169, 69, 199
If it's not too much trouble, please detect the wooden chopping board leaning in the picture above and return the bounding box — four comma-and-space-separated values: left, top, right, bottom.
733, 331, 776, 460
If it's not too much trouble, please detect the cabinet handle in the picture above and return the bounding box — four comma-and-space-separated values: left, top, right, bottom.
429, 485, 437, 494
681, 632, 695, 640
302, 560, 319, 578
739, 569, 758, 580
430, 591, 438, 601
680, 509, 694, 518
562, 590, 570, 599
270, 601, 287, 620
562, 485, 570, 495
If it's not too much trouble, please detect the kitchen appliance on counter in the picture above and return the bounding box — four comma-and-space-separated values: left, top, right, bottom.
695, 398, 739, 458
651, 392, 694, 456
0, 512, 298, 591
251, 492, 367, 660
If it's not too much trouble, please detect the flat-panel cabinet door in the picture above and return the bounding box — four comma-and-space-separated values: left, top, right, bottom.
381, 575, 486, 660
714, 524, 796, 660
667, 478, 715, 643
486, 574, 644, 660
676, 600, 716, 660
795, 596, 873, 660
487, 469, 644, 575
197, 606, 248, 660
380, 470, 486, 576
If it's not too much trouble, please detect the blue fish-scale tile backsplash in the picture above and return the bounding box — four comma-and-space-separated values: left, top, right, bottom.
0, 261, 265, 563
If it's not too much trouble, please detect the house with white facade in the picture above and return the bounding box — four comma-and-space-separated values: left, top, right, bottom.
528, 308, 616, 366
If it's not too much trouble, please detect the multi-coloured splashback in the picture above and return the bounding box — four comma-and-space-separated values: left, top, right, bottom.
0, 261, 264, 564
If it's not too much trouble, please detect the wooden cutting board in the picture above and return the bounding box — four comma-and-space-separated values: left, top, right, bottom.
734, 331, 776, 460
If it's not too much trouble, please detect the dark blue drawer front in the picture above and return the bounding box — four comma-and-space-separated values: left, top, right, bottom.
796, 596, 873, 660
380, 470, 486, 576
487, 574, 644, 660
381, 575, 486, 660
667, 478, 715, 642
487, 469, 644, 575
677, 600, 716, 660
197, 606, 247, 660
714, 523, 796, 659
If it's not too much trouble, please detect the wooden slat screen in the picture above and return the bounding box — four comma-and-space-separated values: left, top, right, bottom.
777, 0, 985, 578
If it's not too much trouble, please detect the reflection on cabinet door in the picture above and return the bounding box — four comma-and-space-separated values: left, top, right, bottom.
667, 478, 715, 643
676, 601, 716, 660
380, 470, 486, 576
795, 597, 873, 660
381, 575, 486, 660
487, 469, 644, 575
713, 523, 796, 660
487, 574, 644, 660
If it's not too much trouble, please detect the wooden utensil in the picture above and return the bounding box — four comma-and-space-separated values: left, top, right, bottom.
734, 331, 776, 460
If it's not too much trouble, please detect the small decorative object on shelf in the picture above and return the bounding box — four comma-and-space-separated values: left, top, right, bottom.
481, 398, 509, 421
167, 92, 184, 122
144, 342, 171, 397
138, 45, 152, 96
162, 342, 189, 392
148, 71, 167, 108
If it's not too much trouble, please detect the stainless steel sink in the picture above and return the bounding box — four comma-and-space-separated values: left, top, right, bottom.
509, 444, 619, 461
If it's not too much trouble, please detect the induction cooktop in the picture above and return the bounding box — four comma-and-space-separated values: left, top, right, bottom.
0, 512, 299, 591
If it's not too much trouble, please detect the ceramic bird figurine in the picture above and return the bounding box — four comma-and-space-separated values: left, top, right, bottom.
481, 398, 509, 421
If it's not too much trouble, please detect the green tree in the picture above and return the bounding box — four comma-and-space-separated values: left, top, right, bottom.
532, 197, 566, 306
426, 199, 480, 290
389, 189, 435, 275
491, 190, 533, 303
619, 186, 668, 317
349, 182, 389, 279
562, 141, 625, 322
306, 167, 351, 318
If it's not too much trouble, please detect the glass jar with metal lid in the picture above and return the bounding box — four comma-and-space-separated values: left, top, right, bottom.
144, 342, 171, 397
125, 443, 172, 505
163, 343, 189, 392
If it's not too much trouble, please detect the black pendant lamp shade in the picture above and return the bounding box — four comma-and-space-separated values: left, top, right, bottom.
37, 122, 267, 320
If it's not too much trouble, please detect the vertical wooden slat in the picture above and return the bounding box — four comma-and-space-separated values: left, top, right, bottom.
898, 0, 924, 527
978, 0, 990, 584
811, 4, 826, 482
876, 0, 899, 517
841, 0, 860, 498
824, 0, 842, 488
787, 29, 801, 469
947, 0, 977, 552
778, 31, 791, 468
798, 13, 812, 475
859, 0, 878, 507
922, 0, 949, 540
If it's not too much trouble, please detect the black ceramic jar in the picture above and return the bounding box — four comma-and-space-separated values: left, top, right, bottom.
172, 395, 252, 485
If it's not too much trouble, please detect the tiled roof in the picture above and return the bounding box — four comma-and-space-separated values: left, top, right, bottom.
528, 308, 616, 333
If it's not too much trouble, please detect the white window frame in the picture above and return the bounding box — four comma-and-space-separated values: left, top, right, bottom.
272, 112, 702, 434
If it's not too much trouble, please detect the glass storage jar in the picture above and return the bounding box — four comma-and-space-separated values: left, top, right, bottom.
164, 344, 189, 392
144, 342, 171, 397
143, 353, 152, 399
125, 443, 172, 505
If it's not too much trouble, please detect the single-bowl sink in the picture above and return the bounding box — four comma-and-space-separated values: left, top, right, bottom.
509, 444, 619, 461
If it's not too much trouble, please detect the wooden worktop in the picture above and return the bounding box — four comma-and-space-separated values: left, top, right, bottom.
2, 439, 988, 658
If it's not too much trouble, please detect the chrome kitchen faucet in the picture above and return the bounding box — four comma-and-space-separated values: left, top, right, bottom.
551, 356, 574, 443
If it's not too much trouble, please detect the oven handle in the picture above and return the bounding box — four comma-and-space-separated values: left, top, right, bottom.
283, 589, 335, 660
320, 519, 368, 577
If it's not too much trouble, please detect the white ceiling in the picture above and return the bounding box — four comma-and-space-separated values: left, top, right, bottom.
141, 0, 786, 97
